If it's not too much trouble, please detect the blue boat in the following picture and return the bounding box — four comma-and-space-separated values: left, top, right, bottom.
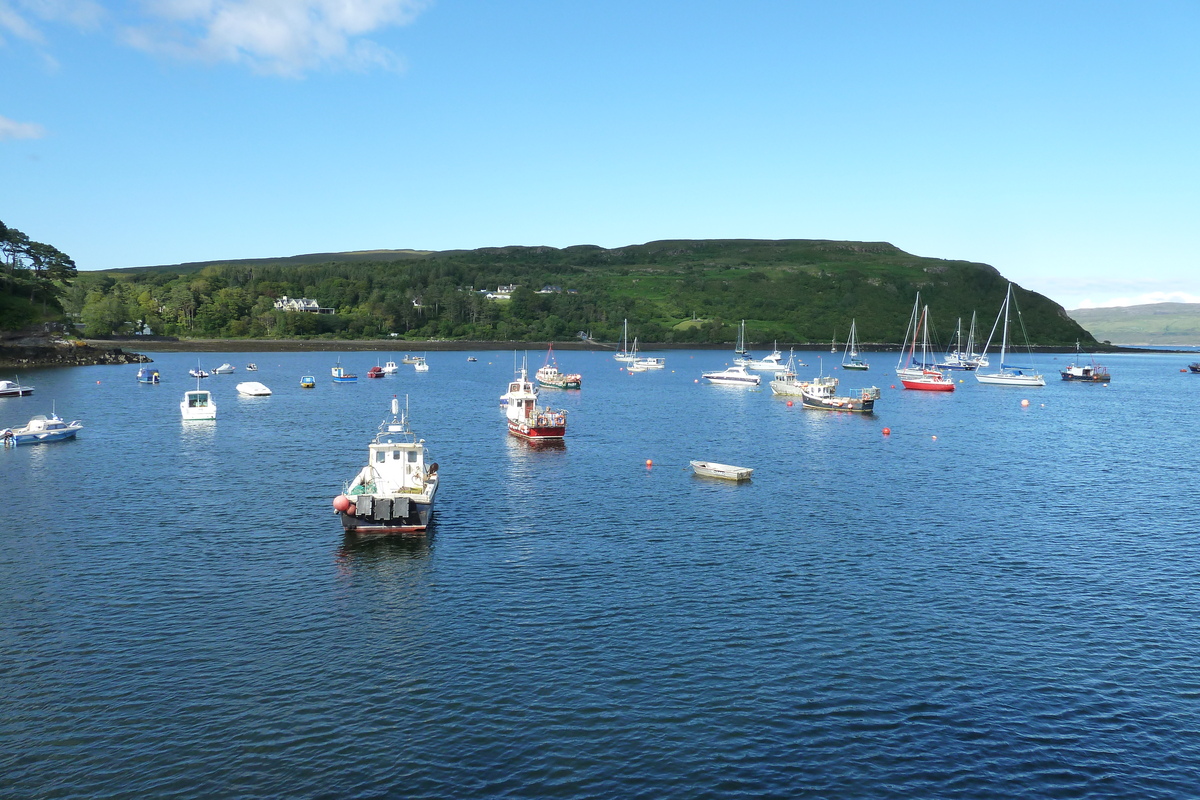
332, 360, 357, 383
137, 367, 160, 384
2, 412, 83, 445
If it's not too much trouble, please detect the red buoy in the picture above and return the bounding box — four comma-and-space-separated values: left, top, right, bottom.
882, 427, 891, 436
333, 495, 352, 513
786, 400, 793, 407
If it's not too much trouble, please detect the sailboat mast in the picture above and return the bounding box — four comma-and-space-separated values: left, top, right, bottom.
1000, 286, 1011, 365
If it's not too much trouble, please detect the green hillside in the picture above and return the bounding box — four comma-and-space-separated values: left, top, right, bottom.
1067, 303, 1200, 346
65, 238, 1095, 346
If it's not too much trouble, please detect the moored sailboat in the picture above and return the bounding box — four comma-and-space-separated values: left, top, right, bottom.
975, 284, 1045, 387
899, 305, 955, 392
841, 320, 868, 370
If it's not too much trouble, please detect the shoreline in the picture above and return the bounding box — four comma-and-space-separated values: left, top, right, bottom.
89, 337, 1191, 355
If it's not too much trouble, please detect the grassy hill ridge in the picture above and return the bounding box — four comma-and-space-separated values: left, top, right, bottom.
68, 238, 1095, 346
1067, 303, 1200, 345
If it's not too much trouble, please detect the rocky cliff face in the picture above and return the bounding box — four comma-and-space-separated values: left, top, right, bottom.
0, 326, 151, 369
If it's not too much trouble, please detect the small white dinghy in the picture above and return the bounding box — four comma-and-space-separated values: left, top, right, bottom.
235, 381, 272, 396
690, 460, 753, 481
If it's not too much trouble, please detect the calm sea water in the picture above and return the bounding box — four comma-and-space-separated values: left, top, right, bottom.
3, 348, 1199, 799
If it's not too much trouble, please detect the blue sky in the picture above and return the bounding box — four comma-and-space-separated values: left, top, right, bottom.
2, 1, 1197, 310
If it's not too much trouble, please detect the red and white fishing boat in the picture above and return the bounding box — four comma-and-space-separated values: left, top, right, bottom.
503, 362, 567, 440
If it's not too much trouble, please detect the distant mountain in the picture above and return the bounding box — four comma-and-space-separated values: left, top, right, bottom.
1067, 303, 1200, 345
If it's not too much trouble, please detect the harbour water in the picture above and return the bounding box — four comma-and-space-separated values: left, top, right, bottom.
2, 348, 1199, 798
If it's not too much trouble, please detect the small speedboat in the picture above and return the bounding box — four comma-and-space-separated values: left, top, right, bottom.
690, 461, 753, 481
2, 412, 83, 445
137, 367, 160, 384
246, 363, 258, 371
413, 357, 429, 373
467, 356, 478, 362
702, 365, 761, 387
0, 377, 34, 397
235, 381, 272, 396
300, 375, 316, 388
212, 363, 235, 374
189, 368, 210, 379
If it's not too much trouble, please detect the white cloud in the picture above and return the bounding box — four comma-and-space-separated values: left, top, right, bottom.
122, 0, 428, 76
0, 114, 46, 139
0, 0, 104, 41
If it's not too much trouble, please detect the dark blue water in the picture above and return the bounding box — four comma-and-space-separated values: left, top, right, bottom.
3, 349, 1199, 799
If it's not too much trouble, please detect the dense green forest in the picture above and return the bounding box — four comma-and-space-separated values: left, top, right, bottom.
0, 220, 78, 330
6, 232, 1099, 347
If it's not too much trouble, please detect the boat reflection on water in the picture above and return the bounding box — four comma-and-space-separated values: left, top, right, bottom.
505, 436, 566, 454
335, 530, 433, 573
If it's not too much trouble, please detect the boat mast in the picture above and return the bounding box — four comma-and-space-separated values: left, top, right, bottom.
1000, 285, 1011, 368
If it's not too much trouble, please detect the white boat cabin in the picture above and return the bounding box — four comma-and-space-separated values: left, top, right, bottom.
181, 389, 217, 420
351, 430, 433, 496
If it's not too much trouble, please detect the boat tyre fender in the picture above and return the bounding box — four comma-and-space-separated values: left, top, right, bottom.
428, 462, 438, 474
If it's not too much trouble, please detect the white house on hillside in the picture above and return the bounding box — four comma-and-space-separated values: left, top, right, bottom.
274, 296, 334, 314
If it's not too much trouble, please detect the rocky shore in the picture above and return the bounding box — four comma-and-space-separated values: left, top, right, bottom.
0, 329, 151, 369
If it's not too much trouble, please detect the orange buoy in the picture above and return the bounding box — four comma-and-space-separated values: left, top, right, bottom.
890, 384, 896, 389
882, 427, 891, 435
645, 459, 653, 468
932, 435, 937, 440
1021, 399, 1030, 407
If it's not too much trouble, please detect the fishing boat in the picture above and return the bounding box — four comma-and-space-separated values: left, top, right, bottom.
937, 314, 988, 371
899, 305, 955, 391
841, 321, 869, 370
180, 381, 216, 421
976, 284, 1045, 387
536, 345, 582, 389
1189, 363, 1200, 374
504, 362, 567, 440
246, 363, 258, 371
333, 396, 439, 535
702, 364, 761, 387
413, 356, 429, 372
136, 367, 160, 384
235, 381, 272, 396
0, 378, 33, 397
799, 373, 880, 412
768, 351, 807, 396
332, 360, 357, 383
382, 360, 399, 373
2, 411, 83, 445
367, 366, 385, 379
1061, 344, 1111, 382
690, 461, 753, 481
212, 363, 235, 374
614, 319, 635, 362
401, 355, 419, 364
300, 375, 316, 388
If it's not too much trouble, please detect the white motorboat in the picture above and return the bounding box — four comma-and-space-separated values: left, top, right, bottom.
702, 364, 761, 387
212, 363, 235, 374
0, 377, 34, 397
189, 368, 210, 379
413, 356, 429, 372
235, 381, 272, 396
2, 411, 82, 445
742, 341, 787, 371
334, 396, 439, 535
246, 363, 258, 371
690, 461, 753, 481
181, 384, 216, 420
382, 361, 399, 374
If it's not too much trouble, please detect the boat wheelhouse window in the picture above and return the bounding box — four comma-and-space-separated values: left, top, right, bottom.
376, 450, 387, 463
392, 450, 402, 460
408, 450, 418, 463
